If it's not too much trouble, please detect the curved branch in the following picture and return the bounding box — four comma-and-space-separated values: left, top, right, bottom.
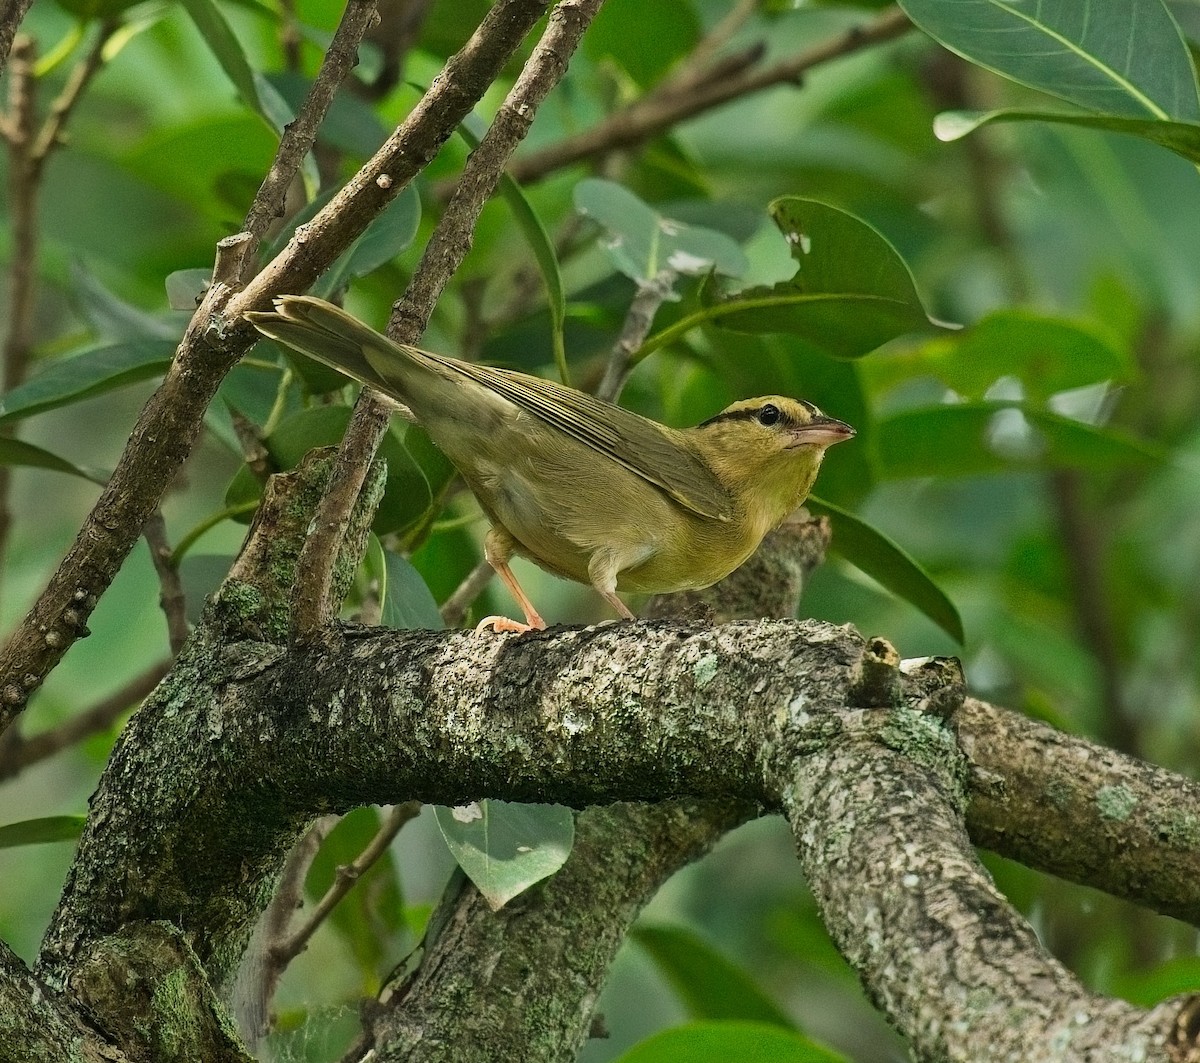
784, 730, 1181, 1061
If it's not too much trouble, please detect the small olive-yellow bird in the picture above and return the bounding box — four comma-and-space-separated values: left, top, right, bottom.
248, 297, 853, 631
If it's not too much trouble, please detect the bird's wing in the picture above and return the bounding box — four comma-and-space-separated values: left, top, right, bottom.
433, 359, 735, 523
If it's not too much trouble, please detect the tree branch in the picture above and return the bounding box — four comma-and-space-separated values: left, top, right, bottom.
510, 4, 913, 184
783, 726, 1182, 1061
0, 0, 551, 725
0, 0, 33, 81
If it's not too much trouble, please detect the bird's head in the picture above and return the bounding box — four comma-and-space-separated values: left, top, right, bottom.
688, 396, 855, 524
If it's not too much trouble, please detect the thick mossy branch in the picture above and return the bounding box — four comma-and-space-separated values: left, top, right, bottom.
69, 922, 252, 1063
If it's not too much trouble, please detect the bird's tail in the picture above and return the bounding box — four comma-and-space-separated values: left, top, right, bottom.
245, 295, 421, 398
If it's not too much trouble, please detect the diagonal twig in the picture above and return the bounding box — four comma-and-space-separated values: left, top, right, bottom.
289, 0, 610, 636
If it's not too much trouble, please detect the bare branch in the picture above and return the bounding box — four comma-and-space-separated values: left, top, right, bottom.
511, 5, 913, 184
0, 0, 552, 724
290, 0, 608, 636
595, 268, 677, 403
275, 801, 420, 962
143, 512, 190, 655
240, 0, 380, 265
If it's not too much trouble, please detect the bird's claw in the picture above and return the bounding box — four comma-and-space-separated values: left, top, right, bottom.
475, 615, 536, 634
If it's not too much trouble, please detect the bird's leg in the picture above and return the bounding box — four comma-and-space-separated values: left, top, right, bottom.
588, 549, 638, 622
476, 527, 546, 634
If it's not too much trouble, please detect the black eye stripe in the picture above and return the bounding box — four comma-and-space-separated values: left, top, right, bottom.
698, 403, 799, 429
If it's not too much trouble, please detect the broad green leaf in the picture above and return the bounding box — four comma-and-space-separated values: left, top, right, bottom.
0, 815, 87, 848
316, 185, 422, 297
305, 807, 406, 992
179, 0, 263, 117
639, 198, 934, 363
574, 179, 749, 284
876, 402, 1163, 479
0, 438, 105, 483
434, 801, 574, 910
614, 1021, 850, 1063
268, 71, 389, 157
866, 310, 1132, 403
899, 0, 1200, 121
381, 550, 445, 631
935, 109, 1200, 166
584, 0, 699, 86
807, 496, 964, 643
224, 407, 432, 534
461, 118, 569, 383
70, 263, 179, 341
633, 924, 794, 1028
0, 340, 176, 423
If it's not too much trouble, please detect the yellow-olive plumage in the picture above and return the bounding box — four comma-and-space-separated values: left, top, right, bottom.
247, 296, 854, 630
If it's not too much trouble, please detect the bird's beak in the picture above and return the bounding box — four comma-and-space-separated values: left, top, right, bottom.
787, 416, 855, 449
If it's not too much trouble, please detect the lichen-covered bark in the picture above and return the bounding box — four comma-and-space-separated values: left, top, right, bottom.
783, 725, 1183, 1062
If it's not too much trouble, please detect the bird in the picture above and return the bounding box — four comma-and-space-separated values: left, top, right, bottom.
247, 296, 854, 632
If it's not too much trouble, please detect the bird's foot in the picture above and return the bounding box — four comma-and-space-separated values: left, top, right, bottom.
475, 615, 541, 634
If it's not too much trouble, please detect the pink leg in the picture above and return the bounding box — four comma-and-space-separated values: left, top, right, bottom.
475, 528, 546, 634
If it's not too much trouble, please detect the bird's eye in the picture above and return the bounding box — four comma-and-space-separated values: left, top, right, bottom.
758, 404, 781, 427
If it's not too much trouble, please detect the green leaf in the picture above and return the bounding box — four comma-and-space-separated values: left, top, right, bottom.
639, 198, 934, 364
584, 0, 700, 86
0, 815, 87, 848
875, 402, 1163, 479
633, 924, 794, 1028
807, 496, 964, 643
179, 0, 263, 117
574, 178, 749, 284
0, 340, 176, 423
381, 550, 445, 631
70, 262, 179, 342
898, 0, 1200, 121
224, 407, 432, 534
461, 118, 569, 383
434, 801, 574, 910
613, 1021, 850, 1063
935, 109, 1200, 166
0, 438, 105, 483
1110, 954, 1200, 1007
316, 185, 422, 297
866, 310, 1132, 403
305, 807, 406, 992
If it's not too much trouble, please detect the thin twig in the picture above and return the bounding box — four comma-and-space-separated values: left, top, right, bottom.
510, 5, 912, 184
274, 802, 421, 963
440, 559, 495, 627
240, 0, 380, 272
596, 269, 677, 403
659, 0, 758, 95
29, 20, 116, 167
239, 815, 338, 1046
143, 512, 190, 654
289, 0, 609, 637
0, 660, 169, 781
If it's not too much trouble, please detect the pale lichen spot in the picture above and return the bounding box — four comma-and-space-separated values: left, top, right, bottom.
452, 802, 483, 824
693, 653, 719, 688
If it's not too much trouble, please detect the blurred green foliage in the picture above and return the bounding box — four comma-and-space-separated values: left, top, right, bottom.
3, 0, 1200, 1059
